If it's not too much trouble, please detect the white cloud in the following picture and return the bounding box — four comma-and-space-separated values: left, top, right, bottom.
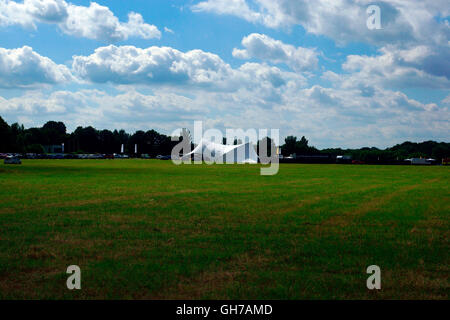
24, 0, 68, 23
72, 45, 233, 86
71, 44, 306, 96
0, 42, 445, 148
194, 0, 449, 95
232, 33, 318, 71
0, 46, 72, 88
337, 46, 450, 90
0, 0, 161, 42
1, 80, 448, 148
276, 85, 450, 147
192, 0, 450, 47
164, 26, 174, 34
61, 3, 160, 42
0, 89, 207, 132
0, 0, 34, 28
0, 43, 306, 95
191, 0, 261, 23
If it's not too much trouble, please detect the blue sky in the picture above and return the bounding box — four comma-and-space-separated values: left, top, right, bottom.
0, 0, 449, 148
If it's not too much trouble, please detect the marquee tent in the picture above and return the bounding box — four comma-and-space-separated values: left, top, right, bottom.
182, 139, 258, 163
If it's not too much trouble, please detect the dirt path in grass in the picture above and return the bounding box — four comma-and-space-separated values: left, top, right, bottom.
320, 182, 424, 227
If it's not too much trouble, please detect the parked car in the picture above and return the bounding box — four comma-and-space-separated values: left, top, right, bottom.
114, 153, 129, 159
89, 154, 104, 159
4, 156, 21, 164
24, 153, 37, 159
52, 153, 65, 159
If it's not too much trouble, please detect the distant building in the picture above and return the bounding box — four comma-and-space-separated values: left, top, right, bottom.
182, 139, 258, 163
404, 158, 431, 165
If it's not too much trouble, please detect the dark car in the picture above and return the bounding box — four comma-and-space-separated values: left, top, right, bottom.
4, 156, 21, 164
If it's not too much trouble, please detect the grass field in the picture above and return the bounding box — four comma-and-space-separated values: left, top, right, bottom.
0, 160, 448, 299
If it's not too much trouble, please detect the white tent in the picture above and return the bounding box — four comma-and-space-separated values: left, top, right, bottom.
183, 139, 258, 163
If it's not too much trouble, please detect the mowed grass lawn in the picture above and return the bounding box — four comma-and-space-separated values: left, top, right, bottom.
0, 160, 448, 299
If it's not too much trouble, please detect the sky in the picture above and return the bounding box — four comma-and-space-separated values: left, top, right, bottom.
0, 0, 449, 148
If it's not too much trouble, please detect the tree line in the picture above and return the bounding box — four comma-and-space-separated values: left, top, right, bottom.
0, 117, 177, 156
0, 116, 449, 161
281, 135, 449, 162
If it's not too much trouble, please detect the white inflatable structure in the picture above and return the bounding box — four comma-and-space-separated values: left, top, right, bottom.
183, 139, 258, 164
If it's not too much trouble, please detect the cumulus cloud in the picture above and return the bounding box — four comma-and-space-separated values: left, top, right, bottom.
61, 3, 161, 42
1, 43, 445, 148
72, 45, 233, 86
192, 0, 450, 46
336, 45, 450, 90
0, 43, 305, 94
24, 0, 68, 23
0, 0, 161, 42
194, 0, 449, 96
191, 0, 261, 23
71, 44, 306, 95
278, 85, 450, 147
1, 84, 448, 148
0, 46, 72, 87
232, 33, 318, 71
0, 89, 207, 132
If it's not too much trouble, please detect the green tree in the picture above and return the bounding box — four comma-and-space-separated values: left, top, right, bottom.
283, 136, 297, 156
0, 116, 13, 152
42, 121, 66, 145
